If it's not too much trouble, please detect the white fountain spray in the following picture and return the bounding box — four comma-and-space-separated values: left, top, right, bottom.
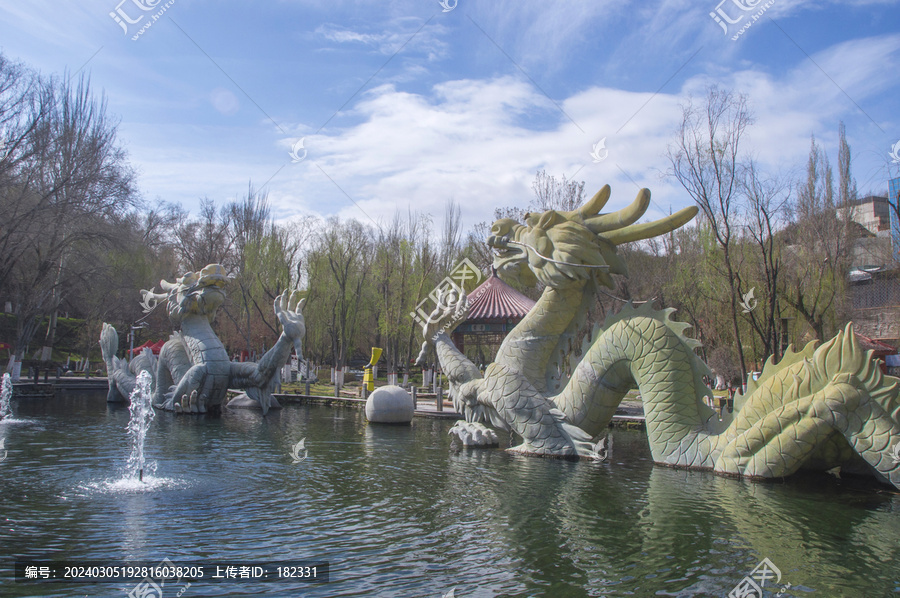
125, 371, 155, 482
0, 372, 12, 421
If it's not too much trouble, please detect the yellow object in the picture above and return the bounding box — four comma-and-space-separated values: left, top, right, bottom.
368, 347, 383, 366
363, 347, 383, 392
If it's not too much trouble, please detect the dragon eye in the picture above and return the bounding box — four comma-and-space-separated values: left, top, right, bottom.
491, 220, 513, 236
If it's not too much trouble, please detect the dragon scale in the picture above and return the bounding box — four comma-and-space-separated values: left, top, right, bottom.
554, 305, 719, 464
494, 284, 591, 395
419, 185, 900, 489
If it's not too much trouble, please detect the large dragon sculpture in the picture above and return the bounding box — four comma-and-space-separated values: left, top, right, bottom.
418, 186, 900, 489
101, 264, 305, 415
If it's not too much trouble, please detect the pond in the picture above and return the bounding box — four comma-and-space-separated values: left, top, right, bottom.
1, 391, 899, 597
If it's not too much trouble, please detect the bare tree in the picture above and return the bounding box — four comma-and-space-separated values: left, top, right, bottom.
439, 198, 462, 273
227, 185, 276, 352
740, 160, 789, 358
0, 61, 137, 366
837, 121, 858, 209
666, 85, 753, 382
780, 135, 854, 340
530, 169, 585, 212
174, 198, 234, 269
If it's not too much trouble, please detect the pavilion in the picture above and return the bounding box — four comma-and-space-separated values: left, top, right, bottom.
451, 269, 536, 366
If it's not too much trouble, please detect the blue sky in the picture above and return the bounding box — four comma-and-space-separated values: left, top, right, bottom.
1, 0, 898, 233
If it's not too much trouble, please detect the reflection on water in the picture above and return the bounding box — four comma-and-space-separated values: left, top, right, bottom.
0, 392, 898, 597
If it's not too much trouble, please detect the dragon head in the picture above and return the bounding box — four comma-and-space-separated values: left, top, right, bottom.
487, 186, 698, 289
140, 263, 229, 325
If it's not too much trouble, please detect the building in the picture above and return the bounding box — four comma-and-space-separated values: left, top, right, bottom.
854, 332, 897, 374
846, 183, 900, 348
838, 195, 890, 235
849, 264, 900, 348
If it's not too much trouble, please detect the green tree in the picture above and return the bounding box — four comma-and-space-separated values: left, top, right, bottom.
303, 217, 374, 369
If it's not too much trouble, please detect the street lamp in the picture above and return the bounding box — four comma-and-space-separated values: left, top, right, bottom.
129, 323, 149, 363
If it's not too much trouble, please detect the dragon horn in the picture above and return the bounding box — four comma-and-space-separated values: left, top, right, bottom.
602, 206, 699, 245
159, 279, 177, 292
576, 185, 611, 218
585, 188, 651, 233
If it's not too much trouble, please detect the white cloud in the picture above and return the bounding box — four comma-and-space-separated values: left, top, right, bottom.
261, 33, 900, 235
266, 76, 686, 232
314, 18, 450, 62
464, 1, 624, 73
0, 0, 108, 51
8, 0, 890, 238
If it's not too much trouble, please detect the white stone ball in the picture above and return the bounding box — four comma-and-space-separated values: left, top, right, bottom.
365, 385, 414, 424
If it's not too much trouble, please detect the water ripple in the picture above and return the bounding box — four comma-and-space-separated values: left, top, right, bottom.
0, 396, 898, 596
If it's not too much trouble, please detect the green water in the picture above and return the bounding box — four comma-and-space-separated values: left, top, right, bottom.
0, 392, 898, 597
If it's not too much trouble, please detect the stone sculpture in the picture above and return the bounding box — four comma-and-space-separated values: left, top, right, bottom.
418, 185, 900, 489
100, 329, 156, 404
365, 385, 414, 424
101, 264, 305, 414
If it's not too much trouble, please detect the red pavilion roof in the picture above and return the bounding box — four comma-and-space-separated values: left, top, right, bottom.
854, 332, 896, 355
465, 271, 536, 321
129, 339, 166, 355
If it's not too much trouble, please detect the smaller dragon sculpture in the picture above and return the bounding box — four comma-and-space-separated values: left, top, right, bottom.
101, 264, 305, 415
418, 185, 900, 490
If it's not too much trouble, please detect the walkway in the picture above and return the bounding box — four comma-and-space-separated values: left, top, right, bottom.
275, 392, 647, 427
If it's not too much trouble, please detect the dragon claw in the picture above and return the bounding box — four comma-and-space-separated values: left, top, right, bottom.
171, 390, 208, 415
274, 289, 306, 356
449, 421, 499, 447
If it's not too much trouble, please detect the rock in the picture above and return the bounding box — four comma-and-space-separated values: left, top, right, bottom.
365, 385, 414, 424
226, 392, 283, 410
